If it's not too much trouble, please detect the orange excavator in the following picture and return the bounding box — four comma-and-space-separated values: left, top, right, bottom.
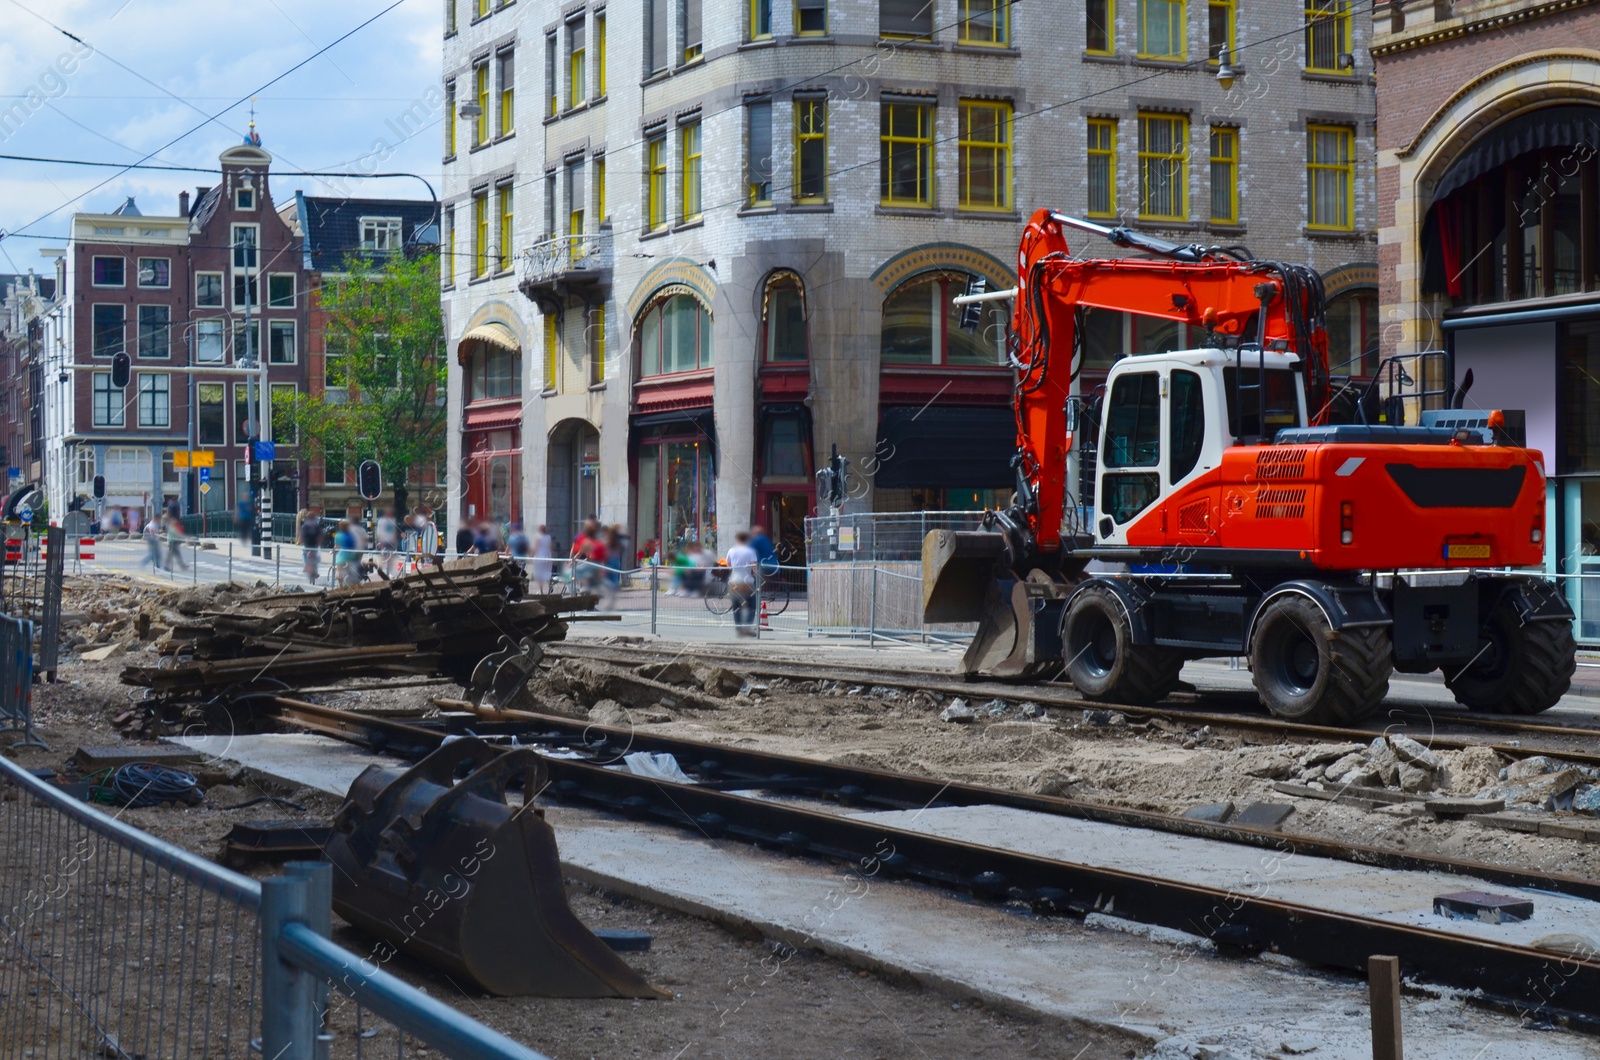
922, 208, 1575, 724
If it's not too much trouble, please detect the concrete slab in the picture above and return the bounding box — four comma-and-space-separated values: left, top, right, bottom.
847, 804, 1600, 949
175, 733, 1600, 1060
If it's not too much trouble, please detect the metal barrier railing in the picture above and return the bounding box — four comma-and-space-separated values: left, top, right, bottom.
805, 511, 987, 565
0, 614, 46, 749
0, 755, 548, 1060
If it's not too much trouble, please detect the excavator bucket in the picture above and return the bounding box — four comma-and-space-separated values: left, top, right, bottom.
921, 529, 1007, 623
923, 530, 1066, 679
324, 738, 667, 999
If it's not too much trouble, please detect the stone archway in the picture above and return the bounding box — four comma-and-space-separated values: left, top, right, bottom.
1382, 49, 1600, 353
546, 418, 600, 555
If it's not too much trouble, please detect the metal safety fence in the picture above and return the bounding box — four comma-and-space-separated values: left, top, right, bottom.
1, 524, 64, 681
0, 754, 548, 1060
0, 615, 46, 749
805, 510, 986, 565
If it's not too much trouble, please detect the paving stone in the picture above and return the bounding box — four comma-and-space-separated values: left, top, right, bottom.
1468, 811, 1544, 834
1182, 801, 1235, 824
1388, 734, 1442, 771
1434, 890, 1534, 924
1301, 742, 1365, 767
1426, 795, 1505, 817
1539, 820, 1600, 843
1231, 802, 1295, 829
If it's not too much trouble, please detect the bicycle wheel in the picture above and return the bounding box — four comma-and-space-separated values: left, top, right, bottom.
704, 581, 734, 616
762, 580, 791, 616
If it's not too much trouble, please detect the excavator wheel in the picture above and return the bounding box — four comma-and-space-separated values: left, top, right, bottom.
1444, 607, 1575, 715
1061, 584, 1183, 706
1250, 595, 1391, 725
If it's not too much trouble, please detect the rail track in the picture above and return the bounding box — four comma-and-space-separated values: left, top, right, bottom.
549, 641, 1600, 766
254, 695, 1600, 1028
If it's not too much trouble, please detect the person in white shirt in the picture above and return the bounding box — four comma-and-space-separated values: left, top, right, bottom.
723, 531, 761, 635
532, 524, 554, 593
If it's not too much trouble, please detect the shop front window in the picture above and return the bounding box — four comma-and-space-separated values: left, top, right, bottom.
1325, 289, 1377, 378
636, 431, 716, 556
468, 343, 522, 400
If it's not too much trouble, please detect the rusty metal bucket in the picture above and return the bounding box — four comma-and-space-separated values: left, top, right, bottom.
325, 737, 666, 998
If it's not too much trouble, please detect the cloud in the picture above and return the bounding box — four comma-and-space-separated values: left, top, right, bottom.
0, 0, 444, 237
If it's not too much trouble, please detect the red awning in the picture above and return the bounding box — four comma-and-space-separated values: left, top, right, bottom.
464, 401, 524, 430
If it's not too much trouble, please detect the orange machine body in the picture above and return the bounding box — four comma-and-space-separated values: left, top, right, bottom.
1119, 441, 1547, 570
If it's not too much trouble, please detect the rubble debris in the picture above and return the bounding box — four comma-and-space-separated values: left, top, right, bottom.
1503, 755, 1555, 781
1531, 934, 1600, 959
1027, 769, 1077, 796
1387, 733, 1442, 771
1425, 795, 1505, 817
542, 659, 727, 712
587, 699, 632, 726
1018, 702, 1044, 720
120, 557, 596, 697
697, 666, 745, 698
1300, 743, 1365, 767
1081, 709, 1127, 727
633, 660, 696, 685
940, 700, 977, 723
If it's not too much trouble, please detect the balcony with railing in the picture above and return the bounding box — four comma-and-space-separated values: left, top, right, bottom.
516, 229, 612, 305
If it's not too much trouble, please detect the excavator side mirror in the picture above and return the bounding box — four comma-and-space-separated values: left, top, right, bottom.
1452, 368, 1474, 409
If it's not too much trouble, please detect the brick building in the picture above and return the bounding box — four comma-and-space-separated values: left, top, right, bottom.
282, 193, 442, 517
1372, 0, 1600, 639
0, 272, 56, 497
443, 0, 1379, 561
41, 137, 313, 527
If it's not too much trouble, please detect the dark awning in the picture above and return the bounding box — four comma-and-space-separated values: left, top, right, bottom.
1433, 104, 1600, 204
875, 406, 1015, 489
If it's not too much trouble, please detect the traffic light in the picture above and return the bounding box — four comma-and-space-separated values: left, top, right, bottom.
110, 352, 131, 389
357, 459, 383, 501
958, 276, 987, 333
92, 475, 105, 500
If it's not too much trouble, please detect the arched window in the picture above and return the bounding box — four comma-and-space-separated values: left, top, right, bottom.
637, 292, 713, 376
465, 341, 522, 401
763, 273, 807, 362
880, 272, 1007, 367
1325, 289, 1376, 377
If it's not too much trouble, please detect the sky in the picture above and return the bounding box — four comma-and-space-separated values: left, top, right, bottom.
0, 0, 441, 272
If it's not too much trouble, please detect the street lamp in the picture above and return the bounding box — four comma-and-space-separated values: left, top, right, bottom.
1216, 50, 1241, 90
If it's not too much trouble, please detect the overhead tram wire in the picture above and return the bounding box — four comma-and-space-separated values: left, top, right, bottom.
0, 0, 1375, 266
0, 0, 409, 243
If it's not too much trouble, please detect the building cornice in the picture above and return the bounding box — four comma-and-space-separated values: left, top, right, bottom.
1372, 0, 1599, 57
1396, 47, 1600, 158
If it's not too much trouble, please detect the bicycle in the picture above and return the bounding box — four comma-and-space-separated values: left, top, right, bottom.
703, 565, 791, 617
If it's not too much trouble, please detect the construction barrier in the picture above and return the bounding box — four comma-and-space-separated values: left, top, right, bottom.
3, 537, 20, 563
0, 613, 46, 748
78, 536, 96, 560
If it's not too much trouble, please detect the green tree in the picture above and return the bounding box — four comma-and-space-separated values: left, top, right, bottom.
283, 251, 446, 512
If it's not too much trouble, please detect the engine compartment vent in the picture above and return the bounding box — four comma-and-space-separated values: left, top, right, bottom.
1254, 487, 1308, 520
1255, 449, 1309, 480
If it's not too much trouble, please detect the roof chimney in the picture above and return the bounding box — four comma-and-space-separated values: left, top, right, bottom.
179, 190, 190, 216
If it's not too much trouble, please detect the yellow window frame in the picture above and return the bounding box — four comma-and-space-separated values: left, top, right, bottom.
474, 64, 490, 145
681, 123, 703, 222
1304, 1, 1352, 74
1209, 126, 1237, 223
880, 102, 934, 208
472, 192, 488, 277
1207, 0, 1233, 64
793, 0, 825, 37
596, 16, 607, 95
1137, 112, 1188, 221
571, 37, 587, 108
1136, 0, 1184, 60
477, 0, 489, 17
499, 53, 515, 136
590, 305, 606, 385
794, 99, 827, 204
958, 0, 1008, 47
751, 0, 772, 39
596, 158, 607, 221
958, 100, 1012, 212
445, 81, 457, 156
1307, 124, 1355, 230
1086, 118, 1117, 218
498, 183, 513, 271
445, 208, 456, 286
647, 136, 668, 230
543, 314, 559, 392
1086, 0, 1114, 55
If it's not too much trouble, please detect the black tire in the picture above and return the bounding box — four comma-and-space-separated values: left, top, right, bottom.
1250, 594, 1391, 724
762, 580, 791, 616
704, 580, 734, 616
1061, 584, 1183, 706
1445, 609, 1575, 714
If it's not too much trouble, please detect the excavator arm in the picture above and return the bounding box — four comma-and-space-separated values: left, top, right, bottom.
1011, 209, 1332, 554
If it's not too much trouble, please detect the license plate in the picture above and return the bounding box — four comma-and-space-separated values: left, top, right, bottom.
1446, 543, 1492, 560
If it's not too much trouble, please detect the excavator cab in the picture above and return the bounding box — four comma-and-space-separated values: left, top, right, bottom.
1094, 347, 1306, 546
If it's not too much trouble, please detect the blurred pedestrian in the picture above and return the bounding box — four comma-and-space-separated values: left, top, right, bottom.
334, 520, 360, 586
532, 524, 554, 592
164, 511, 189, 571
300, 508, 324, 585
141, 517, 164, 570
724, 531, 759, 635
